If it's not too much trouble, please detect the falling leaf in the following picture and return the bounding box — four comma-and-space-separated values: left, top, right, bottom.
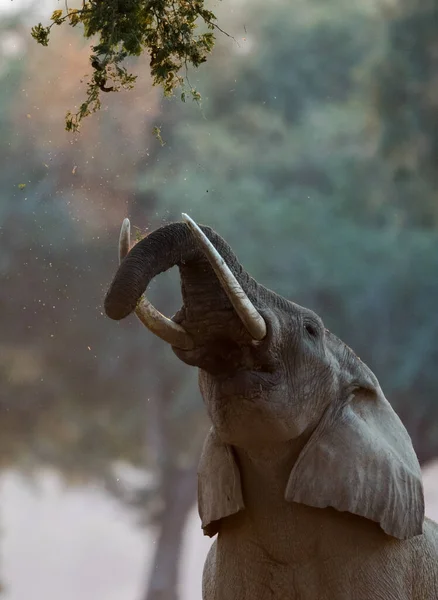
18, 183, 26, 190
26, 114, 31, 119
72, 165, 77, 174
152, 126, 165, 146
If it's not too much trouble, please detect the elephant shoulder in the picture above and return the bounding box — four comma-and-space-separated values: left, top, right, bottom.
409, 518, 438, 598
202, 540, 217, 600
424, 516, 438, 540
413, 517, 438, 561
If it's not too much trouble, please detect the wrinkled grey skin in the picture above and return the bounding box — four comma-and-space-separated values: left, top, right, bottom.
104, 221, 438, 600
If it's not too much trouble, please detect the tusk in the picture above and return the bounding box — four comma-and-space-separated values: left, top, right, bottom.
118, 219, 194, 350
182, 213, 267, 341
118, 218, 131, 263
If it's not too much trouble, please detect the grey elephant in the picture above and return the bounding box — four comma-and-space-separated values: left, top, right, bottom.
104, 215, 438, 600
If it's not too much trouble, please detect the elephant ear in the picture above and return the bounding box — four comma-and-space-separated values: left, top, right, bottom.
197, 428, 245, 537
286, 386, 425, 540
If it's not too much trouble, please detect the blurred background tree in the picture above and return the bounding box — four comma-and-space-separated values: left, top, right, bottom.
1, 0, 438, 599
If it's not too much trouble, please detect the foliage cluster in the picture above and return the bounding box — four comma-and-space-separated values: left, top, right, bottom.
31, 0, 217, 131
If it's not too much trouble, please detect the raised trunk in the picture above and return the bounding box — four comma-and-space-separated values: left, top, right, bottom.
105, 223, 254, 323
143, 464, 197, 600
105, 221, 270, 364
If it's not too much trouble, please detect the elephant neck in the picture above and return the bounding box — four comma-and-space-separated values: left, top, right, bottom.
234, 434, 310, 500
216, 435, 315, 568
225, 434, 353, 570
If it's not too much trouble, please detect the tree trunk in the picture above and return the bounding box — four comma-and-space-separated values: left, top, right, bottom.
143, 464, 197, 600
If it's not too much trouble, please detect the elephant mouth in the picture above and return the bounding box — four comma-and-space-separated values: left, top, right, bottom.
172, 318, 278, 379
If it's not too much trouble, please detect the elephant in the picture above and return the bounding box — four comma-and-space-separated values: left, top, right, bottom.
104, 215, 438, 600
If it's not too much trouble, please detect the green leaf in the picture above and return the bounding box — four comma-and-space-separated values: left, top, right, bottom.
51, 9, 63, 25
31, 24, 50, 47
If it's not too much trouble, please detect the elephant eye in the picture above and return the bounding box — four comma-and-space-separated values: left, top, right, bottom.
304, 323, 318, 337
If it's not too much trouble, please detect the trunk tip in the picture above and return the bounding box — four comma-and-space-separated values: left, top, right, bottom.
104, 293, 134, 321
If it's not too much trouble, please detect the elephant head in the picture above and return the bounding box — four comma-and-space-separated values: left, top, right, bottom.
104, 216, 424, 541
